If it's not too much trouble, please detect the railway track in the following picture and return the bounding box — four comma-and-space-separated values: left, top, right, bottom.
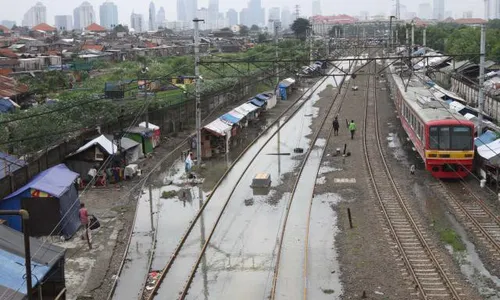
269, 55, 364, 300
435, 180, 500, 256
364, 61, 463, 299
144, 60, 349, 300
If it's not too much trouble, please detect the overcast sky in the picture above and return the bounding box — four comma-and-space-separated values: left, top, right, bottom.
0, 0, 487, 26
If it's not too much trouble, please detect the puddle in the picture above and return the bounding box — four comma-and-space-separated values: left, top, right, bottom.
307, 192, 343, 299
445, 212, 500, 299
386, 132, 409, 163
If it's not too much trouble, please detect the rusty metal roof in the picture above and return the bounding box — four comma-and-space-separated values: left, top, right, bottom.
0, 75, 28, 98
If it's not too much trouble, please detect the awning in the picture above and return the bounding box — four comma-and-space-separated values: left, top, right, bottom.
475, 130, 497, 147
255, 93, 270, 101
221, 110, 244, 124
203, 118, 232, 136
138, 122, 160, 130
477, 139, 500, 164
250, 98, 265, 107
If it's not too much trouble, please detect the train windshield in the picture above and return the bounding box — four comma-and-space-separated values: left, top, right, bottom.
429, 126, 473, 150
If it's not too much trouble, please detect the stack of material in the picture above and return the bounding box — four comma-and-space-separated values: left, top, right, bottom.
251, 173, 271, 188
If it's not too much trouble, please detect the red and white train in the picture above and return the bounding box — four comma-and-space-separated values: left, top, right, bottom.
386, 66, 475, 179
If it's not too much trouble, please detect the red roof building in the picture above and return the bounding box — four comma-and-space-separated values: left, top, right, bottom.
454, 18, 487, 25
0, 25, 10, 34
311, 14, 357, 25
32, 23, 56, 32
0, 75, 29, 98
81, 44, 105, 51
86, 23, 107, 32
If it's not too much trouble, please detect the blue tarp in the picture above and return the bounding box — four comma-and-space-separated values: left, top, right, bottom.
0, 98, 15, 113
250, 98, 265, 107
279, 87, 287, 100
0, 248, 49, 295
255, 94, 270, 101
0, 152, 26, 180
4, 164, 78, 199
1, 164, 81, 238
475, 130, 498, 147
220, 113, 241, 124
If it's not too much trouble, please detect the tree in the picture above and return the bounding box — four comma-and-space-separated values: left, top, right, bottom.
257, 33, 269, 43
291, 18, 311, 41
250, 24, 260, 31
113, 24, 129, 33
239, 25, 249, 36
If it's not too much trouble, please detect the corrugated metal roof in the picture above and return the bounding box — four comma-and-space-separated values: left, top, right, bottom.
203, 118, 232, 136
0, 75, 28, 98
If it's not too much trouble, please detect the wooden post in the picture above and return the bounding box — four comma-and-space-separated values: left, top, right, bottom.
347, 208, 353, 229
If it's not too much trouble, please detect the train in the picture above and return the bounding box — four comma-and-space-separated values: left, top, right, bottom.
386, 64, 475, 179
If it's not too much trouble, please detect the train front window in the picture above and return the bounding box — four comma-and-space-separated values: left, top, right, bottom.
451, 126, 472, 150
429, 126, 472, 150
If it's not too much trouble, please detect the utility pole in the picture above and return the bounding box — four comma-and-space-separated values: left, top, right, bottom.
140, 62, 150, 129
273, 20, 280, 89
193, 18, 204, 165
423, 26, 427, 47
478, 20, 486, 134
405, 27, 409, 46
389, 16, 395, 51
411, 21, 415, 48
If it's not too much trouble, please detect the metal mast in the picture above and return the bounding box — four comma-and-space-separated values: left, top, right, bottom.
194, 18, 204, 165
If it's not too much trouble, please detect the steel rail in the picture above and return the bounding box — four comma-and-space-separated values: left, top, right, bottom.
145, 63, 338, 300
438, 180, 500, 254
363, 59, 462, 299
174, 63, 350, 300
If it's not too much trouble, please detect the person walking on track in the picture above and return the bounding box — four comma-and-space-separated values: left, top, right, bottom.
333, 116, 340, 136
349, 120, 356, 139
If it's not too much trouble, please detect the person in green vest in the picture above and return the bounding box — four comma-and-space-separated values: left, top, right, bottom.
349, 120, 356, 140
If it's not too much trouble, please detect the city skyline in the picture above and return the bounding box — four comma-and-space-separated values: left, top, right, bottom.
1, 0, 490, 28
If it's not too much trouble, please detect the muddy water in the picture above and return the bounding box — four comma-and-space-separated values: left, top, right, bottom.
183, 62, 355, 300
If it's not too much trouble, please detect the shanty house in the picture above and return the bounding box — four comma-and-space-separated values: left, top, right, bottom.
0, 225, 66, 300
0, 164, 80, 238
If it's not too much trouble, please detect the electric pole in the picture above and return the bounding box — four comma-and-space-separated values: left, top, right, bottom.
478, 20, 486, 134
194, 18, 204, 165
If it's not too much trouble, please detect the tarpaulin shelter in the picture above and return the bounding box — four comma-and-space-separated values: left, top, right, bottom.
234, 102, 260, 120
279, 78, 296, 100
1, 164, 80, 238
220, 110, 244, 125
139, 122, 161, 148
249, 98, 266, 108
0, 97, 19, 113
475, 130, 497, 147
0, 225, 66, 300
124, 127, 154, 155
202, 119, 233, 158
477, 139, 500, 165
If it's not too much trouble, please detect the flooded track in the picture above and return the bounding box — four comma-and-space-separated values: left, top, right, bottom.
365, 61, 463, 299
145, 60, 351, 300
269, 62, 355, 300
435, 180, 500, 257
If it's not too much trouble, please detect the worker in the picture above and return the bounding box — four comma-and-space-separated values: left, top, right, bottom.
349, 120, 356, 140
332, 116, 340, 136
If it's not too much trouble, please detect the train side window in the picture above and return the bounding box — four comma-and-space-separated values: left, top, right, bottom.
429, 127, 439, 149
439, 127, 451, 149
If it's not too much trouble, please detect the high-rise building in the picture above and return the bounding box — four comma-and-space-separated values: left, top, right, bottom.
495, 0, 500, 19
55, 15, 73, 31
312, 0, 321, 16
74, 1, 95, 30
130, 13, 144, 32
157, 7, 166, 28
433, 0, 445, 20
1, 20, 16, 29
268, 7, 280, 23
149, 2, 156, 31
463, 11, 473, 18
196, 8, 209, 30
208, 0, 219, 29
100, 1, 118, 29
281, 7, 292, 29
226, 9, 238, 26
22, 2, 47, 28
239, 9, 248, 26
418, 3, 432, 19
359, 11, 369, 20
177, 0, 197, 25
243, 0, 264, 26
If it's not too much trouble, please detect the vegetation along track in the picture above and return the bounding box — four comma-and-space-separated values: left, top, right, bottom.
145, 59, 346, 300
363, 60, 463, 299
269, 54, 364, 300
434, 180, 500, 257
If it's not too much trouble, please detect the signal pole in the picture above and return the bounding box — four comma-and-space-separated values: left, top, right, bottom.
194, 18, 204, 165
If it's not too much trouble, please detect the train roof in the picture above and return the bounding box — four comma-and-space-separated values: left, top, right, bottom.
389, 69, 472, 126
